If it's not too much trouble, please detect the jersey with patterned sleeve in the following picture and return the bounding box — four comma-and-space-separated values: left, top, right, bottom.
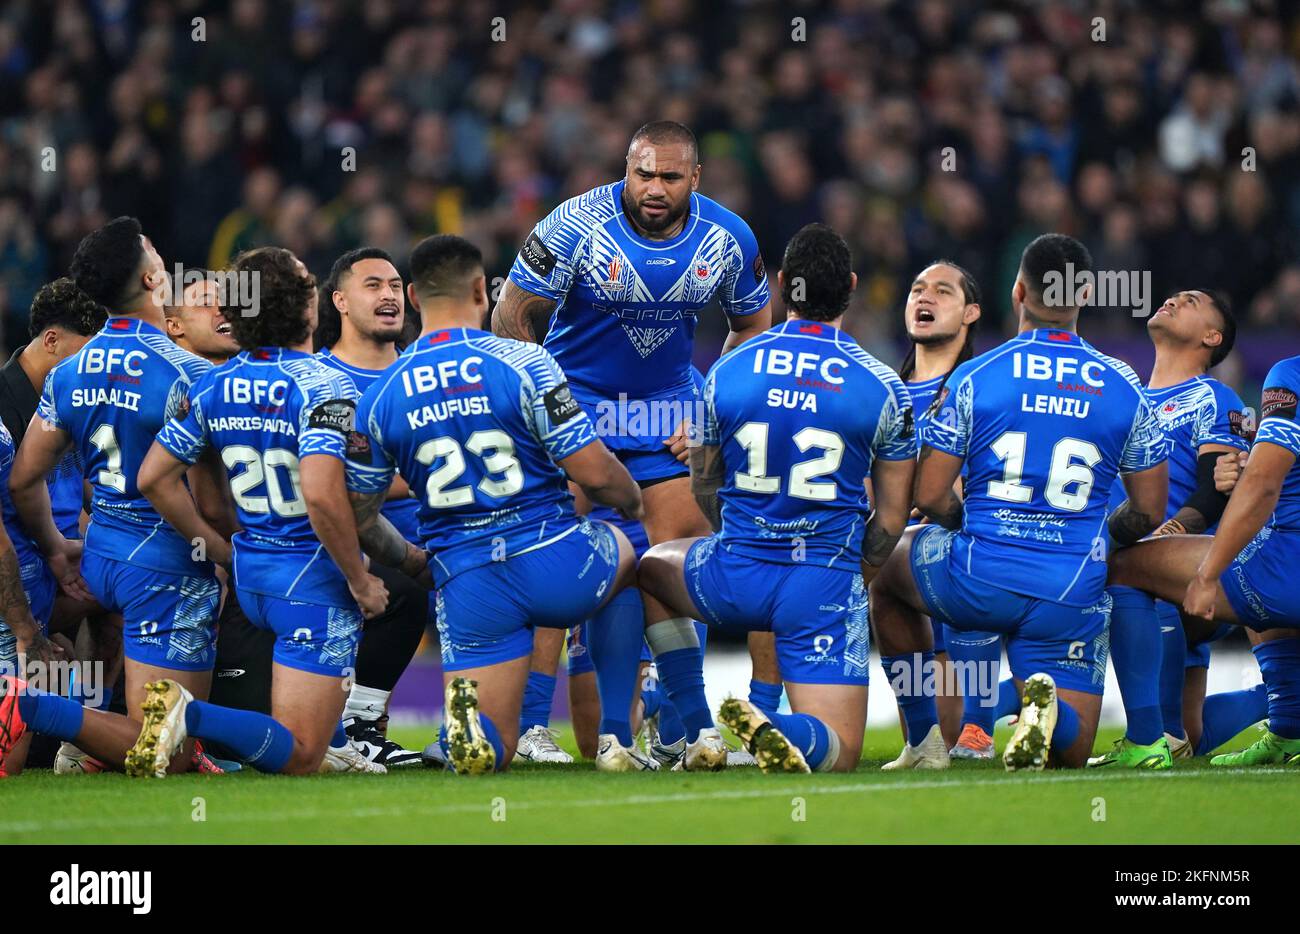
0, 421, 44, 576
345, 328, 599, 588
701, 318, 916, 572
1105, 375, 1251, 530
39, 317, 212, 575
1256, 356, 1300, 532
316, 347, 421, 543
923, 329, 1169, 606
906, 375, 947, 435
507, 181, 769, 403
155, 348, 361, 608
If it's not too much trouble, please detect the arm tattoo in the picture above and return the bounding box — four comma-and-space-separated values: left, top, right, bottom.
694, 492, 722, 533
357, 513, 414, 569
1108, 501, 1160, 547
0, 545, 33, 637
491, 284, 557, 343
861, 514, 902, 568
1152, 507, 1206, 538
915, 448, 963, 529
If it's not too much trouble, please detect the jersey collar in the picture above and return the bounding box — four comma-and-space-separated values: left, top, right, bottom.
774, 318, 842, 340
103, 316, 166, 337
242, 347, 312, 364
406, 327, 486, 352
1017, 328, 1081, 346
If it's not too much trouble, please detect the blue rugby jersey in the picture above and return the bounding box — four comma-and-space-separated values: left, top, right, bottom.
156, 348, 361, 607
508, 181, 769, 405
701, 318, 917, 571
0, 421, 46, 577
316, 347, 422, 543
38, 317, 212, 575
345, 328, 599, 588
1105, 376, 1251, 531
922, 329, 1169, 605
1256, 357, 1300, 532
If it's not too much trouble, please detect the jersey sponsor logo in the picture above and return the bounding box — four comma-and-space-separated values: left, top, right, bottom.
223, 377, 288, 407
77, 347, 147, 377
544, 383, 582, 423
645, 257, 675, 266
1228, 409, 1247, 437
307, 398, 357, 434
521, 232, 557, 277
400, 357, 483, 395
1261, 386, 1297, 421
752, 348, 847, 385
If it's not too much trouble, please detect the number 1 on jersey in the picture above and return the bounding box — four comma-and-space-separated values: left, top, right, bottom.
89, 424, 127, 493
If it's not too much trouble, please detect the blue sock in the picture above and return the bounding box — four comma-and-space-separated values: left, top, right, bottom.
652, 646, 712, 742
640, 679, 662, 722
519, 670, 556, 733
882, 652, 938, 745
769, 711, 833, 770
948, 629, 1000, 734
331, 721, 347, 748
1055, 698, 1082, 751
1108, 586, 1164, 745
1196, 684, 1269, 755
657, 695, 686, 746
17, 690, 85, 740
994, 678, 1020, 719
437, 712, 508, 772
185, 700, 293, 773
749, 678, 783, 715
1159, 611, 1188, 739
695, 621, 709, 651
587, 590, 644, 747
1254, 638, 1300, 739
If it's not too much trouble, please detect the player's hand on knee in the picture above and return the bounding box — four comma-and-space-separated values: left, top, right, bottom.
664, 419, 692, 464
1182, 575, 1217, 620
349, 572, 390, 619
1214, 451, 1247, 494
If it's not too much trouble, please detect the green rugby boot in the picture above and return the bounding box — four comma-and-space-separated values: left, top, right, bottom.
1086, 736, 1173, 770
1210, 730, 1300, 767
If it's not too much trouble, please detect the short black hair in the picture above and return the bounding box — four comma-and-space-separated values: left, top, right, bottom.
780, 223, 852, 322
69, 216, 146, 310
409, 235, 484, 300
1202, 288, 1236, 368
224, 247, 317, 350
317, 247, 397, 348
28, 277, 107, 339
1018, 233, 1093, 312
629, 120, 699, 165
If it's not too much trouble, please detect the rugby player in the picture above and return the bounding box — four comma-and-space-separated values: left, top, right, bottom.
895, 261, 1003, 760
638, 223, 917, 773
492, 121, 774, 755
1109, 354, 1300, 766
130, 246, 415, 776
869, 234, 1169, 771
9, 218, 224, 774
345, 234, 653, 774
1090, 290, 1255, 768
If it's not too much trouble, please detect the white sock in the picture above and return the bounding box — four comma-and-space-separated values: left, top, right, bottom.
345, 684, 391, 723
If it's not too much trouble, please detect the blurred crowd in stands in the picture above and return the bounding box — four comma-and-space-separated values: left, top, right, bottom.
0, 0, 1298, 379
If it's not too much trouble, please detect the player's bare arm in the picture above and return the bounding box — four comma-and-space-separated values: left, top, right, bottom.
490, 281, 556, 344
558, 440, 643, 522
721, 301, 772, 355
1152, 442, 1239, 536
1109, 461, 1169, 546
0, 518, 56, 664
300, 453, 388, 618
138, 441, 232, 567
1185, 442, 1294, 619
348, 488, 427, 579
187, 448, 240, 541
913, 445, 964, 529
688, 441, 724, 531
862, 456, 916, 585
10, 412, 88, 600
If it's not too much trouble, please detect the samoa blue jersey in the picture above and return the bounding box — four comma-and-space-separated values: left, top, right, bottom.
923, 329, 1169, 606
508, 181, 769, 404
1105, 376, 1250, 530
702, 319, 917, 572
156, 348, 361, 608
0, 422, 44, 576
316, 348, 421, 543
906, 375, 946, 434
1256, 357, 1300, 532
49, 450, 84, 539
39, 317, 212, 576
346, 328, 599, 588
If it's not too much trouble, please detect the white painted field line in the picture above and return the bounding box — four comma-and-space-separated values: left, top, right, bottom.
0, 767, 1291, 837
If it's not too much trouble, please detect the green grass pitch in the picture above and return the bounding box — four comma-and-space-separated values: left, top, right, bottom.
3, 724, 1295, 844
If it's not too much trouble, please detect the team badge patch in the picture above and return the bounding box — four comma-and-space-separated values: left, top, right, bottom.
307, 398, 357, 433
1228, 409, 1247, 437
521, 232, 557, 277
544, 383, 581, 423
1261, 387, 1298, 421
